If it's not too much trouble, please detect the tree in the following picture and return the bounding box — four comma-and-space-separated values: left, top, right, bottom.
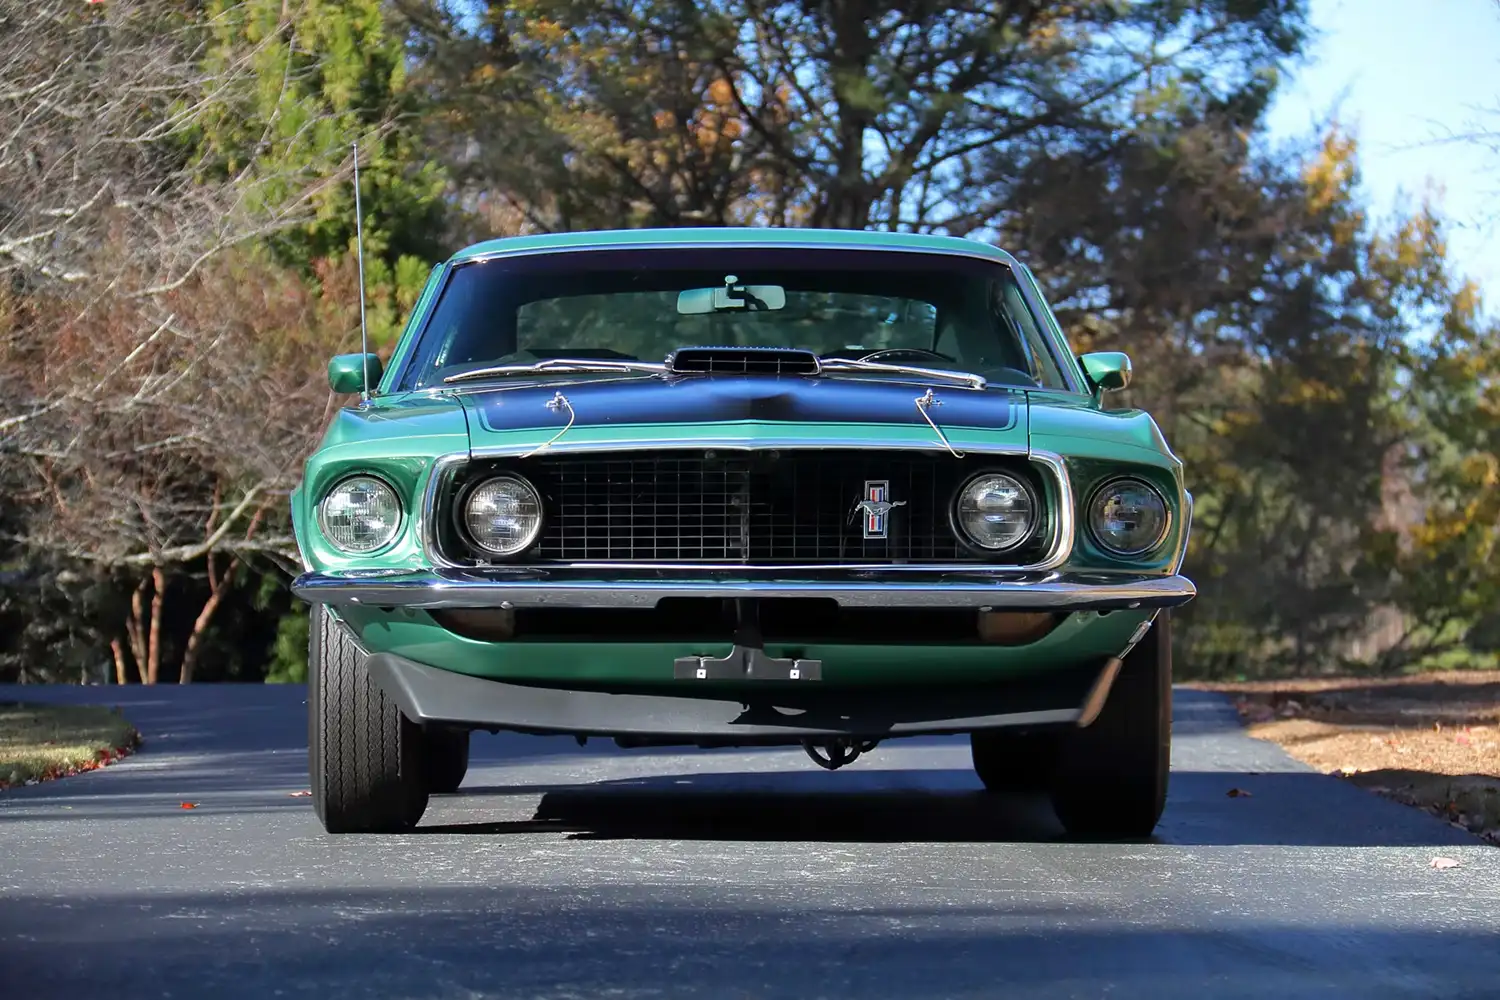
0, 1, 411, 683
195, 0, 451, 344
399, 0, 1305, 232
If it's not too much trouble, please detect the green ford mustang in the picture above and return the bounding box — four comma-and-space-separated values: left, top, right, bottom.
291, 228, 1195, 837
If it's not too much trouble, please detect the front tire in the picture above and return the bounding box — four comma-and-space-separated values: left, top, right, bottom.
1048, 611, 1172, 839
424, 729, 471, 794
970, 730, 1059, 793
308, 605, 429, 833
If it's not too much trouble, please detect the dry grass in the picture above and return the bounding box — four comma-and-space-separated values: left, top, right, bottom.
1191, 672, 1500, 844
0, 702, 142, 789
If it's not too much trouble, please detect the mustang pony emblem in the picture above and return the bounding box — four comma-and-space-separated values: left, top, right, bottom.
853, 481, 907, 539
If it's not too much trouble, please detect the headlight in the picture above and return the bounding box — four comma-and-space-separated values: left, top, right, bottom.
463, 475, 543, 556
954, 472, 1035, 551
1088, 478, 1170, 556
318, 475, 402, 553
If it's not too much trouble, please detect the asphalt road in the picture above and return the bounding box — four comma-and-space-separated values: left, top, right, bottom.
1, 684, 1497, 1000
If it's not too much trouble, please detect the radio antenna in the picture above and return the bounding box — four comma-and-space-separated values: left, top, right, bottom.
352, 140, 370, 401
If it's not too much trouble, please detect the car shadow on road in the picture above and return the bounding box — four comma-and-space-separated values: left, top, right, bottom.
425, 783, 1069, 841
420, 767, 1486, 848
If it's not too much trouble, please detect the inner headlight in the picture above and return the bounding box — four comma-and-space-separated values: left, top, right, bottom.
463, 475, 544, 557
1088, 478, 1170, 556
318, 475, 402, 553
954, 472, 1036, 551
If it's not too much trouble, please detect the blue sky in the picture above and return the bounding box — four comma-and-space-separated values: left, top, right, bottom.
1265, 0, 1500, 301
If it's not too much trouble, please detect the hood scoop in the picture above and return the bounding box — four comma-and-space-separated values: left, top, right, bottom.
666, 346, 820, 377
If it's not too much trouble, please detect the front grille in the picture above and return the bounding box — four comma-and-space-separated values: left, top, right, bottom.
444, 450, 1051, 565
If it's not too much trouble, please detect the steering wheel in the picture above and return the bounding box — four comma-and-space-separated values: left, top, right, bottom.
857, 348, 955, 364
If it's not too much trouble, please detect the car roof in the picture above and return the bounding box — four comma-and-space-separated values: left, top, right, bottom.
448, 227, 1023, 268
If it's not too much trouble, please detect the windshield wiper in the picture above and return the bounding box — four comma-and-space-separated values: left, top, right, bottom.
442, 355, 987, 389
816, 358, 987, 389
443, 358, 667, 384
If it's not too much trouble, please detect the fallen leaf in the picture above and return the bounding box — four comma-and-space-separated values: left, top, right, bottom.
1226, 788, 1252, 798
288, 790, 312, 798
1429, 856, 1461, 870
179, 802, 197, 810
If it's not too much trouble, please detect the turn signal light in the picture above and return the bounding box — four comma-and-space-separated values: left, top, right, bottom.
430, 608, 517, 642
976, 611, 1061, 645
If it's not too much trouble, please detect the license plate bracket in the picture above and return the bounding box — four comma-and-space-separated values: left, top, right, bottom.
673, 645, 822, 681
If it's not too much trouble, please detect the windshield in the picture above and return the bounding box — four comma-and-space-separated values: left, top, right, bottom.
395, 247, 1073, 391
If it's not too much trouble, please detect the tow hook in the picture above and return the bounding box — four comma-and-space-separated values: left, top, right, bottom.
802, 737, 881, 770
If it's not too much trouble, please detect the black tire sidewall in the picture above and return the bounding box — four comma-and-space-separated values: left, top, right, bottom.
307, 605, 429, 833
424, 729, 471, 794
970, 730, 1061, 793
1050, 611, 1172, 838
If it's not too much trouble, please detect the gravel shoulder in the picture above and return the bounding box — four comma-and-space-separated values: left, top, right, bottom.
1190, 671, 1500, 844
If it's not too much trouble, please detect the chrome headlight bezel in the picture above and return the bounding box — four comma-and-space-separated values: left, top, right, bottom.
316, 474, 404, 555
949, 470, 1040, 553
1085, 476, 1172, 557
458, 473, 545, 558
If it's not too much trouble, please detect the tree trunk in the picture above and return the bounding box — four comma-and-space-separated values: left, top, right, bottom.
110, 638, 128, 686
147, 566, 166, 685
125, 577, 148, 681
179, 572, 232, 684
124, 577, 152, 684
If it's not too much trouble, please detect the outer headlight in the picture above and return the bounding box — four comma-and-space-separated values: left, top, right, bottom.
463, 475, 544, 557
1088, 478, 1170, 556
954, 472, 1036, 551
317, 475, 402, 553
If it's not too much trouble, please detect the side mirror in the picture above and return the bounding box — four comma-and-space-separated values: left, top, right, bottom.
1079, 351, 1132, 393
328, 353, 383, 395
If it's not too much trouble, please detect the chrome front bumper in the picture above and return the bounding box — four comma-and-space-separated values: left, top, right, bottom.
292, 567, 1195, 611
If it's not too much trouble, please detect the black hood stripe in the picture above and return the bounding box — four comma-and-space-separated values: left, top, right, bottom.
468, 375, 1021, 433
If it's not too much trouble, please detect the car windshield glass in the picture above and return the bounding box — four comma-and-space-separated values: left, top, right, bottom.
396, 247, 1072, 391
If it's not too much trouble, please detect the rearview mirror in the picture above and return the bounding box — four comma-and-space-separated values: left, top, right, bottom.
1079, 351, 1132, 393
677, 278, 787, 314
328, 353, 383, 395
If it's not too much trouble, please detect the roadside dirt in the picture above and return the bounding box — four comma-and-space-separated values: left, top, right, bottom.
1189, 671, 1500, 846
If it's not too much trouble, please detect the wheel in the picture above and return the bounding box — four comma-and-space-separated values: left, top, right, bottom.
970, 730, 1060, 793
424, 729, 471, 794
308, 605, 429, 833
1049, 611, 1171, 839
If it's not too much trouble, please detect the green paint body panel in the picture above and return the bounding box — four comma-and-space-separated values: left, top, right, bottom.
335, 605, 1151, 686
291, 228, 1193, 708
295, 395, 468, 574
327, 353, 383, 395
450, 226, 1027, 265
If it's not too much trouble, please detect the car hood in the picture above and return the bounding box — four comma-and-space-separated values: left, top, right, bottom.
453, 374, 1028, 453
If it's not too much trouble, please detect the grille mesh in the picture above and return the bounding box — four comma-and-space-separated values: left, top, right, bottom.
446, 451, 1048, 565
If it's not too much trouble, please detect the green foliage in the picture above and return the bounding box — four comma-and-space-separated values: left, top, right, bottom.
193, 0, 450, 346
264, 606, 310, 684
401, 0, 1310, 233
